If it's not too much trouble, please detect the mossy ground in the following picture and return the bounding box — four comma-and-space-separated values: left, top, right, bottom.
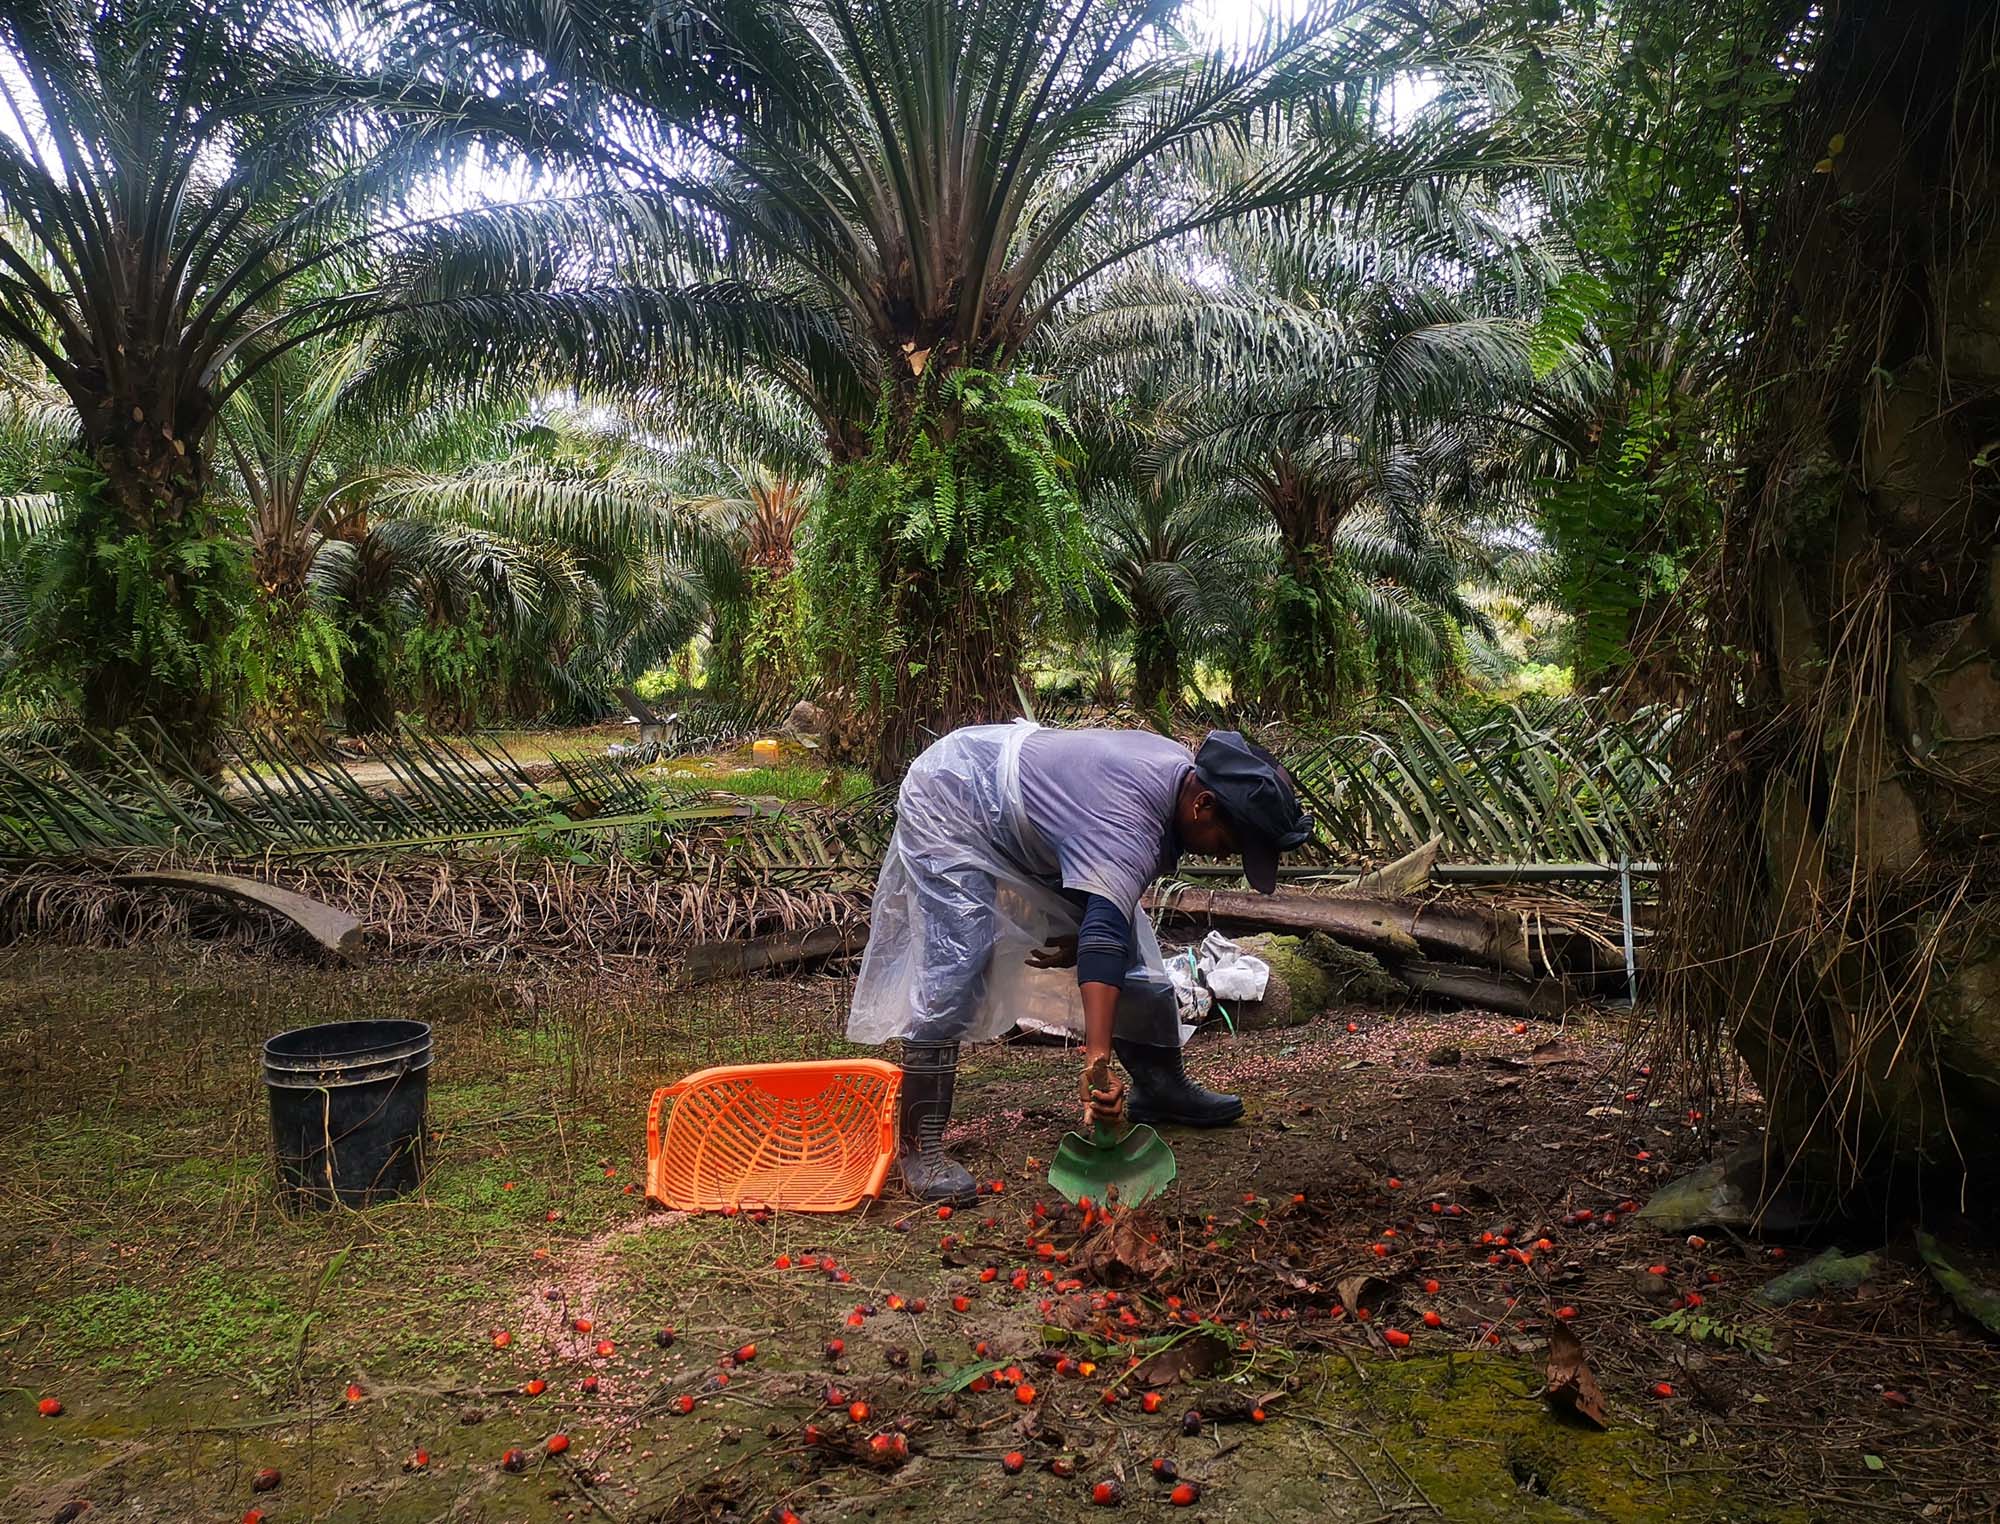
0, 944, 1988, 1522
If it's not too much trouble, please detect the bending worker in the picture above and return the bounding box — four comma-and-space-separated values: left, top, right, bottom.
847, 720, 1313, 1203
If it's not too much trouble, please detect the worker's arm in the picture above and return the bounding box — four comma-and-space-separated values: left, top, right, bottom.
1079, 980, 1126, 1124
1075, 893, 1130, 1123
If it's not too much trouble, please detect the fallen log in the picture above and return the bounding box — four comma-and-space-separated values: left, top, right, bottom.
1391, 959, 1572, 1019
1148, 885, 1532, 977
110, 870, 364, 962
682, 922, 866, 982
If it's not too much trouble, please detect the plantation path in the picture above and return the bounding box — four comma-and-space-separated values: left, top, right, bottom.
1, 946, 1993, 1522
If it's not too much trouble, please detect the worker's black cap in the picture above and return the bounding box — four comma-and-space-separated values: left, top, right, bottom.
1193, 731, 1314, 894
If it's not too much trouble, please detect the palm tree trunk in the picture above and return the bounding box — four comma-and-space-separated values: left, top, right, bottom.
338, 623, 397, 735
817, 364, 1052, 781
76, 416, 234, 774
1133, 623, 1180, 712
1674, 0, 2000, 1198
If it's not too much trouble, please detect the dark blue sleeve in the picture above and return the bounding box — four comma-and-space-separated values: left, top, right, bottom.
1076, 892, 1131, 989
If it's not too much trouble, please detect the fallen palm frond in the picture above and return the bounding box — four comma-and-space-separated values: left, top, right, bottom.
0, 721, 722, 857
0, 848, 873, 965
1288, 701, 1678, 863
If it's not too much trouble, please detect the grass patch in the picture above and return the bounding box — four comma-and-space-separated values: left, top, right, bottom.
668, 763, 870, 803
49, 1272, 296, 1385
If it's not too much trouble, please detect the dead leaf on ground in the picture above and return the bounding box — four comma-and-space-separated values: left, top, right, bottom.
1543, 1323, 1609, 1429
1132, 1329, 1231, 1389
1336, 1272, 1389, 1316
1075, 1212, 1174, 1284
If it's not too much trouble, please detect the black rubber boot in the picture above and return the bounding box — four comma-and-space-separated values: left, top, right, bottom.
1115, 1038, 1243, 1127
897, 1040, 978, 1204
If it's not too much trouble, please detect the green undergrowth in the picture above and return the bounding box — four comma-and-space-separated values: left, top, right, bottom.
48, 1272, 296, 1386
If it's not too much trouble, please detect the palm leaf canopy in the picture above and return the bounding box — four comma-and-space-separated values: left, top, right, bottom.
375, 0, 1561, 431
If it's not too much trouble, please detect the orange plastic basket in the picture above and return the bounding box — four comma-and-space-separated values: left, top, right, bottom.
645, 1059, 902, 1213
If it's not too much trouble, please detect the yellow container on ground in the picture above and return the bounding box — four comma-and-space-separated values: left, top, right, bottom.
751, 737, 782, 763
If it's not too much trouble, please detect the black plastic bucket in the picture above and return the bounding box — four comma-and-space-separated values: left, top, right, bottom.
263, 1020, 432, 1209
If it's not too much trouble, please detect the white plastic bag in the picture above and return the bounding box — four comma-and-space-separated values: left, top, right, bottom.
1198, 930, 1271, 1003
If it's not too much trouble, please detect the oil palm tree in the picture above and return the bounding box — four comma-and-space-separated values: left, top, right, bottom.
1072, 241, 1536, 711
1082, 482, 1264, 713
382, 0, 1545, 768
321, 404, 718, 730
0, 0, 738, 765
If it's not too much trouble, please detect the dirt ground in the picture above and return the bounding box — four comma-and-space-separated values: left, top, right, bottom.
1, 942, 1995, 1523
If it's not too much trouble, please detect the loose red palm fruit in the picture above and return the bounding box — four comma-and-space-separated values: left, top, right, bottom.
775, 1254, 792, 1268
37, 1397, 63, 1417
672, 1394, 695, 1414
1091, 1479, 1124, 1505
825, 1338, 846, 1358
1141, 1391, 1162, 1413
1422, 1310, 1442, 1328
1250, 1406, 1267, 1424
1170, 1483, 1201, 1506
736, 1343, 758, 1363
1384, 1328, 1411, 1347
523, 1378, 546, 1396
1015, 1384, 1037, 1404
979, 1267, 998, 1283
573, 1317, 593, 1334
655, 1327, 677, 1349
848, 1401, 870, 1422
1181, 1409, 1203, 1435
1152, 1457, 1178, 1480
404, 1450, 430, 1471
581, 1375, 599, 1393
501, 1448, 528, 1473
251, 1469, 282, 1493
1002, 1450, 1026, 1474
1651, 1382, 1674, 1398
595, 1340, 615, 1357
491, 1331, 512, 1349
547, 1434, 570, 1455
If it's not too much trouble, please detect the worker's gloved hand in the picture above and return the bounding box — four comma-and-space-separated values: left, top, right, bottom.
1080, 1053, 1126, 1127
1026, 935, 1078, 969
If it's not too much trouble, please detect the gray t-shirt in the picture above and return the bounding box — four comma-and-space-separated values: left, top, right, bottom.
1017, 727, 1191, 921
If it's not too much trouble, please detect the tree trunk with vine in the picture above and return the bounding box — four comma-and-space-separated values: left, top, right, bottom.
807, 361, 1086, 782
70, 402, 238, 775
1673, 0, 2000, 1198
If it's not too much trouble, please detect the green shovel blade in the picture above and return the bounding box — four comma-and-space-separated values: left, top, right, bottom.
1047, 1120, 1177, 1208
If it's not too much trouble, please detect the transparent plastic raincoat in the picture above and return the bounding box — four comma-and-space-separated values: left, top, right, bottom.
847, 721, 1181, 1047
